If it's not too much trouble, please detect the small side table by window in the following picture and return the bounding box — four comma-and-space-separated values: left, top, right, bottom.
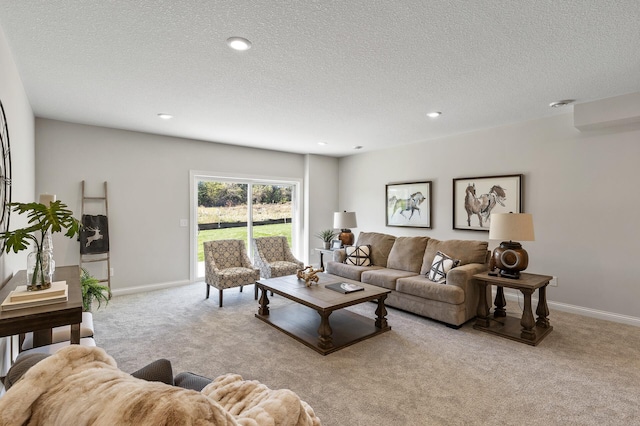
473, 271, 553, 346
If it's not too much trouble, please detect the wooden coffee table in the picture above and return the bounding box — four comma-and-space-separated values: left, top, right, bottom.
255, 273, 391, 355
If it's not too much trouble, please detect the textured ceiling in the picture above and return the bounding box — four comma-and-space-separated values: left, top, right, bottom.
0, 1, 639, 157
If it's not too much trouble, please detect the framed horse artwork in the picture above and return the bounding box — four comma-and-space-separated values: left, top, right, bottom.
453, 174, 523, 231
386, 181, 432, 228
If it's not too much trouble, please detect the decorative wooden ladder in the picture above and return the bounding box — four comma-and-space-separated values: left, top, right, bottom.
79, 181, 111, 298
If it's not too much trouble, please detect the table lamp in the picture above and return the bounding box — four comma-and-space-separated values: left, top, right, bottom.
488, 213, 535, 279
333, 211, 357, 247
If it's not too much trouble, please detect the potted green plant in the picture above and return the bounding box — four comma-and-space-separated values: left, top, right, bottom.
315, 229, 337, 249
81, 267, 110, 311
1, 201, 81, 290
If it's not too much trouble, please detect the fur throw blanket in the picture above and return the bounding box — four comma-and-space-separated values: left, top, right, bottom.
0, 346, 320, 426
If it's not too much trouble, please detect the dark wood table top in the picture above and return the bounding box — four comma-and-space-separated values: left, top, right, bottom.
257, 273, 390, 312
0, 265, 82, 337
473, 271, 553, 290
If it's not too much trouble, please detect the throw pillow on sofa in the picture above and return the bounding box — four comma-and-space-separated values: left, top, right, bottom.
345, 245, 372, 266
427, 251, 460, 284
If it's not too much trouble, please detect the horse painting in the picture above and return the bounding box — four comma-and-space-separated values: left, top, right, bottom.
388, 191, 426, 221
464, 184, 507, 227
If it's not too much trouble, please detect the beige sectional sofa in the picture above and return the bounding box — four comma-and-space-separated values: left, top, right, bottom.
326, 232, 489, 328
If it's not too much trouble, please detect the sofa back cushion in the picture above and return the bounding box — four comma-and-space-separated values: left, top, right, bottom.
355, 232, 396, 267
387, 236, 430, 273
420, 238, 489, 275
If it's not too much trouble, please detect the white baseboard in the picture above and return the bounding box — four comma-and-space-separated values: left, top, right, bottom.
111, 279, 193, 297
497, 289, 640, 327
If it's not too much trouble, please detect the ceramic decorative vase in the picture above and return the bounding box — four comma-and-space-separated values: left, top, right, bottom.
26, 250, 54, 291
323, 241, 330, 249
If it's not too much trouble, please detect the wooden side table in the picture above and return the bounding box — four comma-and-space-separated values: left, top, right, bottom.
0, 265, 83, 349
473, 271, 553, 346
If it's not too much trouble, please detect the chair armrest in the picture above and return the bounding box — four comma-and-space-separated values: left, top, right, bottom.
283, 246, 301, 264
241, 251, 255, 269
446, 263, 488, 290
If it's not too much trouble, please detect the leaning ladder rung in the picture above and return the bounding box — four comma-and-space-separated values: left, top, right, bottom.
83, 196, 106, 200
97, 279, 109, 284
80, 257, 109, 263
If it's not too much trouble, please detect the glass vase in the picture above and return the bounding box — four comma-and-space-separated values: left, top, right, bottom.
26, 250, 54, 291
42, 230, 55, 273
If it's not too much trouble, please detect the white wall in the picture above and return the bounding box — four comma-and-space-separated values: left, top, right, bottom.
35, 119, 336, 293
305, 154, 339, 264
0, 25, 35, 382
338, 113, 640, 321
0, 27, 35, 280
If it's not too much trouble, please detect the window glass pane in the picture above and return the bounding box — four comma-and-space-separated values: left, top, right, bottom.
197, 181, 248, 276
251, 184, 294, 247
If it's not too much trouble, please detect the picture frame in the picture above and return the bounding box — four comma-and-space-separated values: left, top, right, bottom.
386, 181, 432, 228
331, 239, 343, 250
452, 174, 522, 231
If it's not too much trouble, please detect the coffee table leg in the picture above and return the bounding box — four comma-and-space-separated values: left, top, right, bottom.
375, 295, 389, 329
494, 286, 506, 318
520, 288, 536, 341
317, 311, 333, 350
536, 284, 551, 328
258, 285, 270, 316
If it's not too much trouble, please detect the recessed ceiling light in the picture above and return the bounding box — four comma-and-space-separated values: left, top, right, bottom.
226, 37, 252, 51
426, 111, 442, 118
157, 113, 173, 120
317, 141, 328, 146
353, 145, 363, 150
549, 100, 574, 108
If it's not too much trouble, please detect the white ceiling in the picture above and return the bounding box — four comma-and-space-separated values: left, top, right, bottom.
0, 1, 639, 157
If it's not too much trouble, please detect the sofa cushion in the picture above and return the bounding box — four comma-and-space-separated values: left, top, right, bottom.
387, 236, 429, 273
421, 238, 488, 275
131, 358, 174, 386
427, 251, 460, 284
3, 353, 50, 391
174, 372, 214, 392
361, 268, 419, 291
345, 245, 372, 266
396, 275, 465, 304
326, 262, 384, 281
356, 232, 396, 267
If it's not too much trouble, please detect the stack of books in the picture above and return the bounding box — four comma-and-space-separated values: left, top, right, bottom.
1, 281, 68, 311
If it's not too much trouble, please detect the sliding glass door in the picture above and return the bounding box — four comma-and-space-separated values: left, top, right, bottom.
192, 174, 300, 279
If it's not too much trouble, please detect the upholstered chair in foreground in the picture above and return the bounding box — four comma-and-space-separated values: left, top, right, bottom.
252, 236, 304, 298
204, 239, 260, 307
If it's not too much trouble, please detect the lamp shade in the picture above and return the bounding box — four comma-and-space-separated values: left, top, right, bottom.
333, 211, 357, 229
489, 213, 535, 242
39, 194, 56, 206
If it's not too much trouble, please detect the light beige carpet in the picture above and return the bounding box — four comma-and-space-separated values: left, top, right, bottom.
93, 282, 640, 425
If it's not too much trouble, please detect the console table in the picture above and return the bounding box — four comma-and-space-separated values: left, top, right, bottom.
473, 271, 553, 346
314, 248, 334, 269
0, 265, 82, 349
